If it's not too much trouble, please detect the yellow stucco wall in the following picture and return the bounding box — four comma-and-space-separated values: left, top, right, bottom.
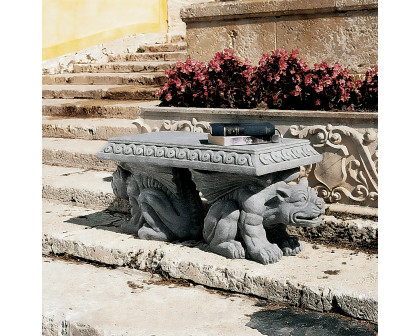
42, 0, 168, 60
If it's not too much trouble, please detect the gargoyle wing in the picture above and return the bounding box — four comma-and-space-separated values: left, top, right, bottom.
120, 162, 180, 196
190, 170, 268, 204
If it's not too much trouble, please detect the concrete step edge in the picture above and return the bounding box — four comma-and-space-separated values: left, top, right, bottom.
42, 99, 160, 119
42, 138, 116, 171
42, 117, 139, 140
42, 72, 168, 85
42, 198, 378, 323
42, 165, 128, 211
108, 51, 187, 62
73, 61, 176, 73
140, 43, 187, 53
42, 85, 159, 100
46, 254, 333, 336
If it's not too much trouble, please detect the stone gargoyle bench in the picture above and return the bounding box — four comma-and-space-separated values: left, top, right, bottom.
97, 131, 325, 264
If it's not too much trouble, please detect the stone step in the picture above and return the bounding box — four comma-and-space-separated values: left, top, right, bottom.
42, 84, 159, 100
42, 164, 377, 251
42, 72, 167, 86
73, 61, 176, 73
43, 254, 377, 335
42, 99, 159, 119
42, 256, 259, 336
108, 51, 187, 62
42, 138, 116, 171
141, 42, 187, 53
42, 165, 127, 211
42, 198, 378, 323
42, 116, 138, 140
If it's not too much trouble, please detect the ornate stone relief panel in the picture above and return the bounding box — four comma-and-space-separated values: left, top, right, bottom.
288, 124, 378, 207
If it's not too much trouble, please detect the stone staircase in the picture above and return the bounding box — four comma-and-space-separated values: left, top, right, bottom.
42, 42, 186, 119
42, 41, 378, 334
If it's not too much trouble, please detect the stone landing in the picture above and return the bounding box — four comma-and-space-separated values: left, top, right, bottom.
43, 199, 378, 323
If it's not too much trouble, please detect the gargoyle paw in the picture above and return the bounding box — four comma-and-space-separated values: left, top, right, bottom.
249, 243, 283, 265
210, 240, 245, 259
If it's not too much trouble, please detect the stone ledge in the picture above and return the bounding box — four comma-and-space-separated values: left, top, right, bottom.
42, 199, 377, 322
140, 106, 378, 124
181, 0, 378, 23
42, 117, 139, 140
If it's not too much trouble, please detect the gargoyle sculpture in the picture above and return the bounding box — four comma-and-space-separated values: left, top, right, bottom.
111, 163, 325, 265
192, 169, 325, 264
112, 163, 204, 241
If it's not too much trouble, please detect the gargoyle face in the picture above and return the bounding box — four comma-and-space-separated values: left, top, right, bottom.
264, 177, 325, 228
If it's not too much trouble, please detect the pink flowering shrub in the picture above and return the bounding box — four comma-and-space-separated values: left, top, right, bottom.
207, 49, 258, 109
356, 66, 378, 111
156, 49, 378, 111
155, 59, 211, 107
302, 61, 359, 111
254, 49, 310, 109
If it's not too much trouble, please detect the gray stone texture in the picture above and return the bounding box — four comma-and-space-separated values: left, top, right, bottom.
43, 256, 376, 335
42, 117, 139, 141
182, 0, 378, 74
42, 199, 378, 322
43, 138, 116, 171
42, 99, 159, 119
42, 84, 159, 100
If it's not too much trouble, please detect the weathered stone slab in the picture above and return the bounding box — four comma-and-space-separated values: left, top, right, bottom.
43, 138, 115, 171
181, 0, 378, 73
42, 117, 139, 140
42, 99, 159, 119
97, 131, 322, 176
42, 257, 263, 336
186, 17, 276, 66
275, 10, 378, 71
42, 200, 378, 322
43, 256, 376, 335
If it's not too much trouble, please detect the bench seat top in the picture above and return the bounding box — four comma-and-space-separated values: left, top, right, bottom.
97, 131, 322, 176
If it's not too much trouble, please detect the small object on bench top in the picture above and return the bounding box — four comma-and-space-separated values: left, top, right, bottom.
97, 131, 322, 176
209, 122, 275, 137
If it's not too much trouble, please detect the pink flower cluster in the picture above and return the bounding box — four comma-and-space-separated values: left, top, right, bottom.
356, 66, 378, 110
255, 49, 309, 109
207, 49, 258, 108
155, 59, 210, 107
156, 49, 378, 111
302, 61, 359, 111
156, 49, 257, 108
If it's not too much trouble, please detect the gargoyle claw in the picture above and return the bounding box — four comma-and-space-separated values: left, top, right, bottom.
249, 243, 283, 265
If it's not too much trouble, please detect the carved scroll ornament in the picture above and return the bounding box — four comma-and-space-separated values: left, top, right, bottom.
289, 124, 378, 207
133, 117, 210, 134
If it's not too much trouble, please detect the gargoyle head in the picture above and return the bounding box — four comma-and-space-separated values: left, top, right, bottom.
264, 177, 325, 228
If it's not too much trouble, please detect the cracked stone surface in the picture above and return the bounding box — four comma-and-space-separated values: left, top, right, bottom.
43, 256, 376, 336
42, 199, 378, 322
